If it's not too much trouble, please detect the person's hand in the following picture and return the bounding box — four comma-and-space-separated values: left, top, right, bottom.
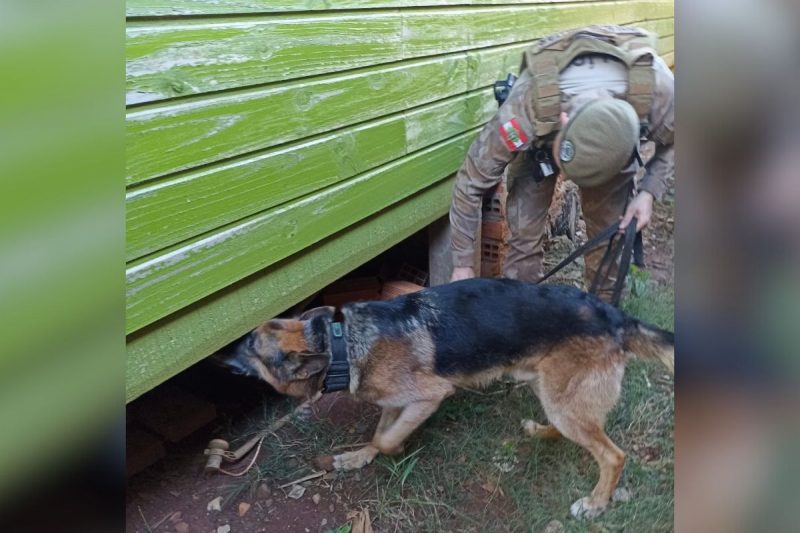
620, 191, 654, 232
450, 266, 476, 282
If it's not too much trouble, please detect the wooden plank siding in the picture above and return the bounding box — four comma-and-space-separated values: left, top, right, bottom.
126, 0, 674, 401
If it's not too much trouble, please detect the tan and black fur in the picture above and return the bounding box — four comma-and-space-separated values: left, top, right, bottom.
217, 278, 674, 518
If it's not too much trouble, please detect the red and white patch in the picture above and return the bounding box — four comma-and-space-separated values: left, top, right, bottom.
498, 118, 529, 152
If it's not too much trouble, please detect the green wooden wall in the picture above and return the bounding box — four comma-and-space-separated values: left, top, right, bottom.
126, 0, 674, 401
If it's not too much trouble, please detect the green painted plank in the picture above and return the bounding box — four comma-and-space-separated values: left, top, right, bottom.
127, 2, 673, 104
126, 14, 403, 104
126, 55, 468, 185
126, 178, 453, 402
126, 90, 494, 261
402, 2, 672, 57
126, 130, 476, 333
127, 0, 600, 18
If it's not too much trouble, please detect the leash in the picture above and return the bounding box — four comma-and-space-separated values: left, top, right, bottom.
204, 392, 321, 477
537, 217, 639, 307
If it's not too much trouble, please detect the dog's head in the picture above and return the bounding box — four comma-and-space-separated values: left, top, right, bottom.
215, 306, 335, 398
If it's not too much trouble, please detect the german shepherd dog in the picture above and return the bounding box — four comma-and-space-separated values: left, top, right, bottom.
217, 278, 673, 518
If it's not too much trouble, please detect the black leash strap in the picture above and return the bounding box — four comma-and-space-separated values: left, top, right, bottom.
537, 218, 639, 307
322, 322, 350, 393
537, 221, 621, 285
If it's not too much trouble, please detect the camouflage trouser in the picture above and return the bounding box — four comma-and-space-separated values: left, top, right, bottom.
503, 149, 638, 302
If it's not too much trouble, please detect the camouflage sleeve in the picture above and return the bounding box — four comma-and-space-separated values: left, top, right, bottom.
640, 56, 675, 200
449, 71, 537, 268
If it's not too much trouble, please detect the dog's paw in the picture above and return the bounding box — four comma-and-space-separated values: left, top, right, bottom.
521, 419, 560, 439
332, 449, 375, 471
569, 497, 606, 519
521, 419, 542, 436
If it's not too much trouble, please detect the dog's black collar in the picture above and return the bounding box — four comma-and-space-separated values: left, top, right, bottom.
322, 321, 349, 393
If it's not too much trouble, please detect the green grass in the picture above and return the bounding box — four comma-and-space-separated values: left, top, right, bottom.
226, 280, 674, 532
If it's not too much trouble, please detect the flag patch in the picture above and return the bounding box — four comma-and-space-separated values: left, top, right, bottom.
499, 118, 529, 151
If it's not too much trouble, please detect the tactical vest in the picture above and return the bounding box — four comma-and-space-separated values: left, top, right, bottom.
522, 25, 658, 138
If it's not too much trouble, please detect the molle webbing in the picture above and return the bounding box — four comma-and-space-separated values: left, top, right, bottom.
523, 25, 657, 137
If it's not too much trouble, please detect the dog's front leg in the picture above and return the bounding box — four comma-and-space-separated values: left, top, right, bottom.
371, 399, 442, 457
330, 407, 401, 471
331, 400, 441, 471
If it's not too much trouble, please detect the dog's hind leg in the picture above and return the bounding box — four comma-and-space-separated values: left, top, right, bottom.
535, 343, 627, 519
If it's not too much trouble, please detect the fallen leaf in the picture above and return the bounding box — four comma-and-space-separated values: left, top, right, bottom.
174, 521, 190, 533
480, 480, 504, 498
217, 525, 231, 533
168, 512, 182, 524
329, 504, 335, 513
346, 508, 373, 533
287, 484, 306, 500
207, 496, 222, 512
312, 493, 321, 505
314, 455, 335, 472
238, 502, 251, 517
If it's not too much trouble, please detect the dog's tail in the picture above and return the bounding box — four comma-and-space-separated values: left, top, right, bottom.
622, 319, 674, 374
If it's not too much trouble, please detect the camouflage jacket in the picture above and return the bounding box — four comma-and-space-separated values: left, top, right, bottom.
449, 55, 674, 268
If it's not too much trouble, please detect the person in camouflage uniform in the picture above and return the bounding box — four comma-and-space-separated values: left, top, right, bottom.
449, 26, 674, 301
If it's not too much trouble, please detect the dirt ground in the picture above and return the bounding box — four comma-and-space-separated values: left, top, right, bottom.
126, 178, 674, 533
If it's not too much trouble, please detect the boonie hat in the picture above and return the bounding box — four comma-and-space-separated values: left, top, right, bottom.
557, 98, 640, 188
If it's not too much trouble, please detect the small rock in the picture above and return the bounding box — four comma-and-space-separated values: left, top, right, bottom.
175, 522, 190, 533
238, 502, 251, 517
287, 484, 306, 500
613, 487, 632, 503
265, 499, 274, 508
257, 483, 271, 498
329, 504, 335, 513
217, 526, 231, 533
207, 496, 223, 512
169, 512, 183, 524
312, 493, 321, 505
321, 518, 328, 527
542, 519, 565, 533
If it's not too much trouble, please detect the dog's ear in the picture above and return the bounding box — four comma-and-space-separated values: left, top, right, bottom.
263, 318, 303, 331
297, 306, 335, 322
286, 352, 329, 380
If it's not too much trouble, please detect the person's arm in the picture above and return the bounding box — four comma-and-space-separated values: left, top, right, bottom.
450, 72, 537, 279
621, 56, 674, 231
